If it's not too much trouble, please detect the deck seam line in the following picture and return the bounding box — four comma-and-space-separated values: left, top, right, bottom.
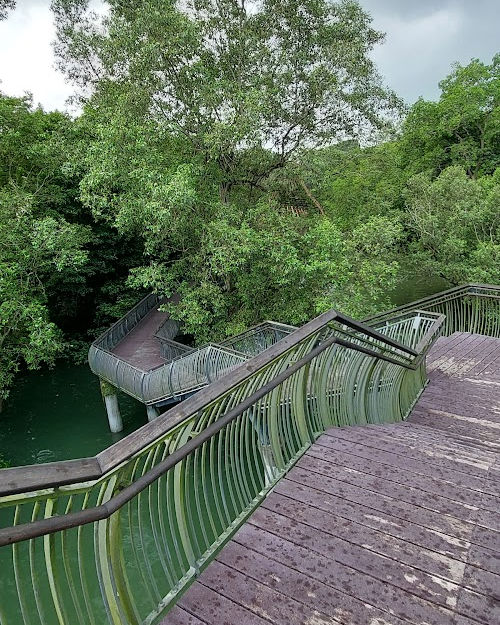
321, 430, 495, 475
244, 513, 490, 625
194, 570, 344, 625
224, 538, 428, 625
264, 488, 500, 582
284, 467, 500, 546
302, 448, 491, 503
315, 434, 493, 480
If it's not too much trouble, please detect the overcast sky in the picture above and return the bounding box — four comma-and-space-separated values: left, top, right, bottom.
0, 0, 498, 112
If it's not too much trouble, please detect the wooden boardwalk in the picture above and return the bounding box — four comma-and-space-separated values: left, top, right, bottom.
164, 332, 500, 625
112, 306, 168, 370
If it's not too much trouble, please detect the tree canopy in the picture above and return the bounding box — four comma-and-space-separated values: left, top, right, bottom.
0, 1, 498, 406
53, 0, 400, 200
401, 55, 500, 177
49, 0, 403, 340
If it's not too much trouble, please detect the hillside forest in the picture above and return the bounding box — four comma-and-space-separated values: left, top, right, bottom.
0, 0, 499, 408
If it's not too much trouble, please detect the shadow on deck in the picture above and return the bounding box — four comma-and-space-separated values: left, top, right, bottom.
168, 332, 500, 625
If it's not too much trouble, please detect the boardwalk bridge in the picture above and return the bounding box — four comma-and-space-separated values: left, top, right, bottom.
0, 284, 499, 625
87, 293, 297, 428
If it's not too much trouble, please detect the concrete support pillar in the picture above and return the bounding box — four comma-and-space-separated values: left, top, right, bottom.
100, 379, 123, 433
146, 404, 159, 422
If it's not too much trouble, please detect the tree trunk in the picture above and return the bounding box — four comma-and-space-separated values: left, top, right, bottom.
219, 182, 230, 204
297, 177, 325, 215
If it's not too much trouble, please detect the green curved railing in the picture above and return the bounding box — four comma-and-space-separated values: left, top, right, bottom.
0, 284, 498, 625
365, 283, 500, 338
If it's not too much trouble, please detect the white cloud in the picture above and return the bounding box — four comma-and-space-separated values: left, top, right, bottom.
0, 3, 73, 111
370, 7, 465, 102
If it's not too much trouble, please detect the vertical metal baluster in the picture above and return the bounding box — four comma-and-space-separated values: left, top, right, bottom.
13, 504, 32, 625
60, 496, 86, 625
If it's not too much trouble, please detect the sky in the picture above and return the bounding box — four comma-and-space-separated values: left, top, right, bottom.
0, 0, 498, 112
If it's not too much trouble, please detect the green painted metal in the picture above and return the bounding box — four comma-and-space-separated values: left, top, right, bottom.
365, 284, 500, 338
0, 285, 499, 625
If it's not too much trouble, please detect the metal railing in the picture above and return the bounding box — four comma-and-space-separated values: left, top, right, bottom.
89, 309, 298, 405
365, 283, 500, 338
219, 321, 297, 356
1, 285, 499, 625
0, 297, 449, 625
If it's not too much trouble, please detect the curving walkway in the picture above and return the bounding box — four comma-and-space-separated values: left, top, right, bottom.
165, 332, 500, 625
112, 306, 169, 370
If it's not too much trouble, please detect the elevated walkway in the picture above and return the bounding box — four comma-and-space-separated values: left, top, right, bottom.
88, 293, 297, 428
112, 305, 168, 370
1, 284, 499, 625
171, 331, 500, 625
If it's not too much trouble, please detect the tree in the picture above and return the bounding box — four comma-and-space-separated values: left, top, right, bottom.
53, 0, 400, 204
0, 93, 146, 345
0, 0, 14, 20
404, 166, 500, 285
51, 0, 402, 340
296, 141, 406, 229
0, 187, 90, 409
401, 55, 500, 178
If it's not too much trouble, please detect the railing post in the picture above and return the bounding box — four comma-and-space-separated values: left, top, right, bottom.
248, 406, 278, 486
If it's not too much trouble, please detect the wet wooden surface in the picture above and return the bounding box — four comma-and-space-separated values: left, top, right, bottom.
166, 332, 500, 625
112, 306, 168, 370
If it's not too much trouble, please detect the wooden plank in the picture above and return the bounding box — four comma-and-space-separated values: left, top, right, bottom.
465, 338, 500, 376
273, 479, 475, 564
314, 433, 489, 491
233, 522, 457, 625
198, 560, 346, 625
263, 489, 472, 584
304, 443, 486, 510
292, 457, 500, 553
324, 426, 494, 475
178, 580, 271, 625
336, 423, 497, 466
0, 457, 102, 497
253, 498, 500, 623
246, 508, 463, 625
158, 606, 207, 625
216, 538, 413, 625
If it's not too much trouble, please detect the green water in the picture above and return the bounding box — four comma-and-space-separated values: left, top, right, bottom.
0, 364, 146, 468
0, 274, 450, 469
388, 272, 449, 308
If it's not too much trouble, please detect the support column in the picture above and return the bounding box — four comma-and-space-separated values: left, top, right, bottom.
146, 404, 158, 422
100, 379, 123, 433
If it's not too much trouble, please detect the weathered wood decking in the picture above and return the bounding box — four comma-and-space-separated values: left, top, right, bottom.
112, 305, 168, 370
165, 332, 500, 625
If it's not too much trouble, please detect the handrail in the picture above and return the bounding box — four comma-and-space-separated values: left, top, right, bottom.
7, 286, 494, 625
364, 283, 500, 325
0, 308, 438, 497
1, 333, 423, 547
334, 310, 419, 356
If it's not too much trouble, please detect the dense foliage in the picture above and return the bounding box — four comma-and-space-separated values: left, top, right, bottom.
0, 94, 144, 405
0, 0, 498, 405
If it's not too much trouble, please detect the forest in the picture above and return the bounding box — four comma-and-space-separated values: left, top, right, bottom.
0, 0, 499, 409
